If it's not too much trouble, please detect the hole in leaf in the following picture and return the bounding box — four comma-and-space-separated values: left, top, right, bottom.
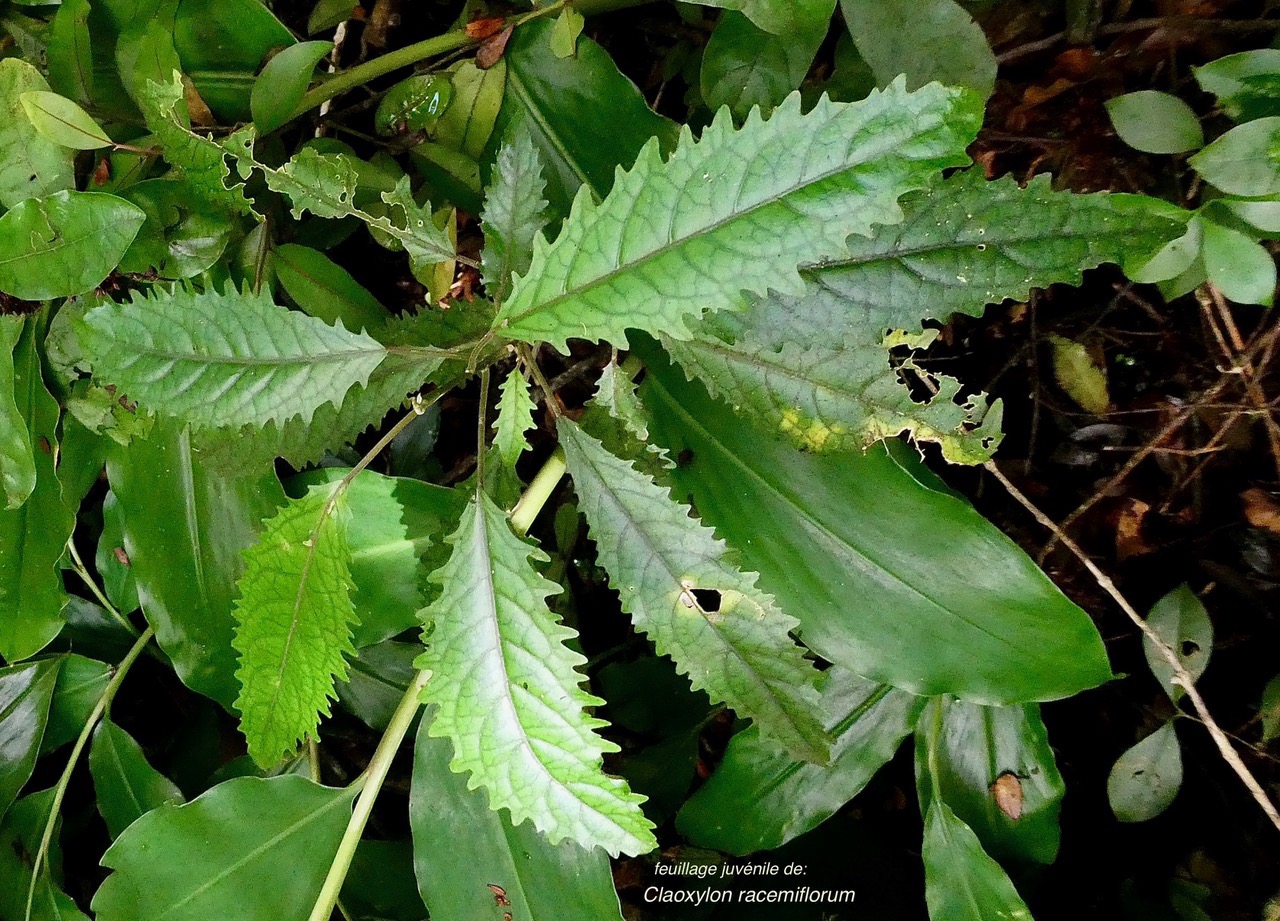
690, 588, 721, 612
1181, 640, 1200, 657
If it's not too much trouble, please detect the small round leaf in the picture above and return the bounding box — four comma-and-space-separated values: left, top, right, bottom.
1107, 721, 1183, 823
1106, 91, 1203, 154
1142, 584, 1214, 702
1202, 218, 1276, 306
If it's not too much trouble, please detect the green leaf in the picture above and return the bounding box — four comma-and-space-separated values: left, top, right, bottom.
47, 0, 95, 107
0, 317, 74, 662
0, 59, 75, 208
1107, 721, 1182, 823
841, 0, 997, 100
1189, 117, 1280, 197
275, 242, 389, 333
336, 640, 419, 730
1259, 674, 1280, 744
232, 485, 358, 767
20, 90, 112, 149
1047, 334, 1110, 414
498, 82, 980, 351
0, 789, 89, 921
0, 191, 145, 301
701, 3, 833, 120
107, 418, 286, 708
558, 419, 829, 762
89, 718, 185, 839
95, 491, 139, 615
677, 669, 921, 854
1194, 49, 1280, 122
920, 799, 1033, 921
549, 7, 585, 58
916, 697, 1064, 865
0, 659, 60, 820
288, 467, 467, 648
41, 653, 112, 753
410, 715, 626, 921
434, 60, 505, 161
492, 366, 536, 470
0, 318, 36, 510
341, 839, 429, 921
415, 492, 655, 857
116, 178, 233, 280
251, 40, 331, 134
491, 20, 680, 215
481, 131, 551, 303
308, 0, 352, 35
83, 283, 389, 431
93, 775, 357, 921
640, 352, 1114, 703
1105, 90, 1204, 154
1142, 584, 1213, 704
690, 0, 824, 35
1202, 217, 1276, 306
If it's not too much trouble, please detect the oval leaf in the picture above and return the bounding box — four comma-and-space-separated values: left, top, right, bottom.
251, 40, 333, 134
1105, 91, 1204, 154
1142, 584, 1213, 703
88, 718, 185, 839
0, 58, 75, 207
0, 659, 61, 820
1189, 117, 1280, 197
1107, 721, 1183, 823
20, 90, 113, 149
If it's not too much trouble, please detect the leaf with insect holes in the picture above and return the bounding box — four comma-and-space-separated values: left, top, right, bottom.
558, 419, 829, 762
232, 484, 358, 767
82, 283, 388, 432
415, 493, 656, 856
481, 130, 551, 303
495, 82, 982, 351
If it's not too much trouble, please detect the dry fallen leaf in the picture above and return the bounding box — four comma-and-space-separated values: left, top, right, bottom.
1116, 497, 1153, 561
1243, 487, 1280, 537
466, 16, 506, 40
476, 25, 514, 69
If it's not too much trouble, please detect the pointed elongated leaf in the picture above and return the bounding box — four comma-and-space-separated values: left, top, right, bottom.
481, 131, 551, 303
93, 776, 357, 921
0, 318, 36, 510
20, 90, 113, 149
89, 718, 185, 839
677, 669, 922, 854
41, 654, 112, 753
0, 789, 88, 921
0, 660, 60, 820
921, 800, 1033, 921
250, 40, 331, 134
496, 81, 981, 350
233, 485, 357, 766
410, 715, 626, 921
688, 0, 820, 35
640, 350, 1113, 703
0, 59, 75, 207
558, 419, 829, 762
0, 317, 74, 662
83, 284, 388, 431
274, 242, 389, 333
107, 420, 285, 708
492, 366, 535, 469
416, 493, 655, 856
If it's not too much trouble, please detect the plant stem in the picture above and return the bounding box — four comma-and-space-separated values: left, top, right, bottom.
510, 447, 566, 536
25, 626, 155, 921
307, 669, 430, 921
65, 538, 137, 635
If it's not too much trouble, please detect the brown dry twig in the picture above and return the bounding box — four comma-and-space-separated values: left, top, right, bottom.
985, 460, 1280, 835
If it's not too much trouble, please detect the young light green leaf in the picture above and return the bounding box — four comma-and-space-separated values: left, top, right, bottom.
493, 366, 536, 469
232, 485, 358, 767
1142, 584, 1213, 704
920, 800, 1033, 921
93, 776, 357, 921
677, 669, 922, 854
0, 659, 61, 820
20, 90, 112, 149
1189, 117, 1280, 197
481, 131, 550, 303
251, 40, 331, 134
0, 191, 145, 301
1107, 722, 1183, 823
83, 283, 389, 431
0, 59, 75, 208
415, 493, 656, 857
89, 718, 185, 839
1105, 90, 1203, 154
841, 0, 997, 100
496, 81, 981, 351
0, 318, 36, 510
1047, 334, 1110, 414
558, 419, 830, 762
411, 715, 627, 921
549, 7, 585, 58
1202, 217, 1276, 306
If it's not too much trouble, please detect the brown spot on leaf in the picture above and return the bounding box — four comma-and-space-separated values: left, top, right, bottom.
991, 772, 1024, 820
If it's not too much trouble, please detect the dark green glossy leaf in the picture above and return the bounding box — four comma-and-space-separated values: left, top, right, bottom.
0, 659, 60, 820
93, 775, 357, 920
491, 20, 679, 215
677, 669, 922, 854
342, 839, 428, 921
409, 716, 625, 921
274, 243, 389, 333
336, 639, 419, 731
47, 0, 95, 107
41, 653, 111, 754
920, 800, 1032, 921
106, 419, 286, 708
116, 179, 233, 280
89, 718, 185, 838
915, 697, 1064, 865
0, 59, 75, 208
640, 349, 1113, 703
0, 788, 89, 921
0, 317, 35, 510
0, 192, 145, 301
0, 317, 74, 662
252, 40, 332, 134
95, 491, 138, 615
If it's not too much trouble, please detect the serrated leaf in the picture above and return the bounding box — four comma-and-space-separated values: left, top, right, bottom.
496, 82, 981, 351
0, 318, 36, 510
481, 131, 550, 303
83, 283, 388, 431
492, 366, 535, 469
677, 669, 922, 854
415, 493, 655, 857
558, 419, 829, 762
0, 58, 75, 208
1143, 584, 1213, 704
232, 485, 358, 767
92, 776, 357, 921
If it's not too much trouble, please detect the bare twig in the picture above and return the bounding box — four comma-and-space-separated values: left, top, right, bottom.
985, 460, 1280, 835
